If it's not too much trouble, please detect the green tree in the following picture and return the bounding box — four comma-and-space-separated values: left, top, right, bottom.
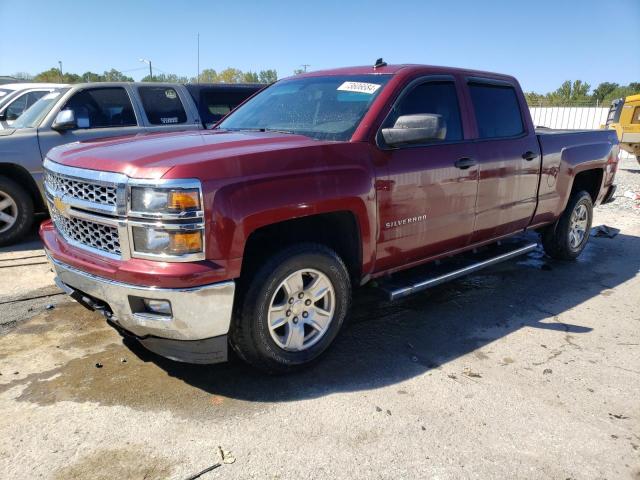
258, 69, 278, 84
545, 80, 591, 105
194, 69, 218, 83
142, 73, 188, 83
102, 69, 134, 82
218, 68, 244, 83
34, 68, 65, 83
524, 91, 545, 105
81, 71, 103, 82
293, 68, 305, 75
592, 82, 619, 104
243, 71, 259, 83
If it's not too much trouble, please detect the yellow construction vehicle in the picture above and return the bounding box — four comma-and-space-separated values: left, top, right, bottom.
604, 94, 640, 164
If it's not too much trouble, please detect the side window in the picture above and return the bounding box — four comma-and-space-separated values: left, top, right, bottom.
199, 91, 254, 123
25, 91, 47, 109
386, 81, 463, 142
138, 87, 187, 125
5, 94, 28, 120
64, 88, 137, 129
632, 106, 640, 124
469, 83, 524, 138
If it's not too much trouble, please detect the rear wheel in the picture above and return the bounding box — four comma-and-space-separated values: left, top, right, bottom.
542, 190, 593, 260
0, 176, 33, 247
230, 243, 351, 373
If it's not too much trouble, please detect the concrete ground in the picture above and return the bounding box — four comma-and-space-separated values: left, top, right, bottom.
1, 158, 639, 480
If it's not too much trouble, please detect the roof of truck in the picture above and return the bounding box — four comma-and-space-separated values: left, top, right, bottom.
293, 64, 517, 82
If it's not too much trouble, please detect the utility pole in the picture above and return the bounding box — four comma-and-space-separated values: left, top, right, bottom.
58, 61, 63, 82
139, 59, 153, 80
197, 33, 200, 83
301, 64, 310, 72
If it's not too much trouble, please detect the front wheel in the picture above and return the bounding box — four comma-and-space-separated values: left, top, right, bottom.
542, 190, 593, 260
230, 243, 351, 373
0, 176, 34, 247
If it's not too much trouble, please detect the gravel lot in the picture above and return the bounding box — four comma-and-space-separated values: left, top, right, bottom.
1, 158, 638, 480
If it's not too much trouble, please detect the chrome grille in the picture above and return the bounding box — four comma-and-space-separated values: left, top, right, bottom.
45, 170, 117, 207
50, 205, 121, 256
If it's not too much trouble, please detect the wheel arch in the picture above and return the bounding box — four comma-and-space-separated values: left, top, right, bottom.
240, 210, 364, 285
0, 163, 45, 212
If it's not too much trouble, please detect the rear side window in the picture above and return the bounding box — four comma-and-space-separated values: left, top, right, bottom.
469, 83, 524, 138
64, 88, 137, 128
138, 87, 187, 125
632, 106, 640, 124
386, 81, 463, 142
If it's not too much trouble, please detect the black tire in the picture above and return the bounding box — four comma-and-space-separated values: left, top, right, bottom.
230, 243, 351, 374
0, 176, 34, 247
542, 190, 593, 260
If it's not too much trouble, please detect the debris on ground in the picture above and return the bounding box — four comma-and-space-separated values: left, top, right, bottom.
95, 363, 103, 369
462, 367, 482, 378
623, 190, 640, 201
182, 463, 221, 480
608, 413, 630, 420
45, 304, 55, 310
543, 368, 553, 375
592, 225, 620, 238
218, 446, 236, 464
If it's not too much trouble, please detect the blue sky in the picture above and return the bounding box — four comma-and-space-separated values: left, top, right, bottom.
1, 0, 638, 93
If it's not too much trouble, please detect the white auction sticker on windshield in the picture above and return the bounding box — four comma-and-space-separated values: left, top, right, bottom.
337, 81, 381, 94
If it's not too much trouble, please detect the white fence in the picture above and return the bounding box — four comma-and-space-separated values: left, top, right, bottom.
529, 107, 608, 130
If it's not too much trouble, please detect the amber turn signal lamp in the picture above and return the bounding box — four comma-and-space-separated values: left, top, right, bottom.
170, 231, 203, 254
168, 190, 200, 211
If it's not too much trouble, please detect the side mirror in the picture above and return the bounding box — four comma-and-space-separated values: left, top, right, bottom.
51, 109, 77, 131
382, 114, 447, 147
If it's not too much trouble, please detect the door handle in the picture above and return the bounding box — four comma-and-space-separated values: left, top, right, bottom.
522, 151, 538, 161
454, 157, 477, 169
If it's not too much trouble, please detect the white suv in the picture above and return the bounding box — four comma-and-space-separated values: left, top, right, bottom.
0, 83, 66, 129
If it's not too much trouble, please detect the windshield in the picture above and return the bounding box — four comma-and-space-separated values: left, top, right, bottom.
217, 74, 391, 141
12, 89, 68, 129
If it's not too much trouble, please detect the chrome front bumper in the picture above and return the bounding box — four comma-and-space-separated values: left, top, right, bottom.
46, 253, 235, 342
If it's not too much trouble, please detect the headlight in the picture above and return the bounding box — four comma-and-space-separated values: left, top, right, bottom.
130, 187, 201, 214
132, 227, 203, 256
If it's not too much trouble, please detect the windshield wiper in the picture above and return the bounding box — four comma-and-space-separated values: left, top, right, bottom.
215, 127, 295, 134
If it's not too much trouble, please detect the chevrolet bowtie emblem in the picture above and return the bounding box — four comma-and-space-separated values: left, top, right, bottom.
53, 196, 70, 218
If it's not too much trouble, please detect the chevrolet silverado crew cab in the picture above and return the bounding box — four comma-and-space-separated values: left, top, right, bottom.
0, 82, 261, 246
40, 63, 619, 373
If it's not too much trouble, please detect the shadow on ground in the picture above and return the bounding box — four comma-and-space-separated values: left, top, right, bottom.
121, 231, 640, 403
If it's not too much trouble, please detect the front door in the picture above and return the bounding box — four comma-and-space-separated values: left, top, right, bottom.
37, 86, 144, 158
374, 77, 477, 272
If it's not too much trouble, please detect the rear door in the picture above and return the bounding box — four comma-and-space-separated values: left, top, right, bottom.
38, 86, 144, 155
466, 78, 541, 242
373, 76, 478, 271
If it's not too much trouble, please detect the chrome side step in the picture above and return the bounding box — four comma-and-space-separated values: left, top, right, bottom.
378, 240, 538, 301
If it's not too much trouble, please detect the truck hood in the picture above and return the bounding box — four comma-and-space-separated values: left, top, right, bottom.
47, 130, 332, 179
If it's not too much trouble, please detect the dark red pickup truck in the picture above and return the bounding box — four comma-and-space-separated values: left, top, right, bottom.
40, 63, 619, 372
